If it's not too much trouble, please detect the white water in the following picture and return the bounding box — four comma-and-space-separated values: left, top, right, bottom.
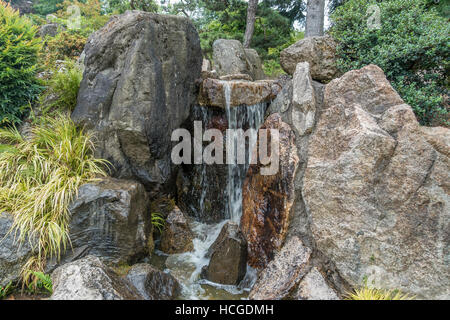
156, 82, 266, 299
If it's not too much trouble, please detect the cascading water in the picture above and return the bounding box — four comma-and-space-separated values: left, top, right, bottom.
153, 81, 267, 299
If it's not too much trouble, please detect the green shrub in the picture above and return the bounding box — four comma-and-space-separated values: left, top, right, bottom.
40, 60, 82, 113
0, 1, 42, 125
0, 114, 109, 286
39, 31, 87, 69
330, 0, 449, 126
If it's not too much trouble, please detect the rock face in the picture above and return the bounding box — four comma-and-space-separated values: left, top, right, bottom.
291, 62, 316, 136
280, 36, 338, 82
212, 39, 265, 80
202, 222, 247, 285
249, 237, 312, 300
198, 78, 281, 108
241, 113, 299, 268
63, 177, 152, 266
126, 263, 181, 300
303, 64, 450, 299
51, 255, 142, 300
293, 267, 339, 300
72, 11, 202, 190
160, 207, 194, 254
0, 213, 34, 287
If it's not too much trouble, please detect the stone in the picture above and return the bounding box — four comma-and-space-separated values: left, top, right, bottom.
198, 78, 282, 108
293, 267, 339, 300
59, 177, 152, 267
126, 263, 181, 300
280, 36, 339, 82
249, 236, 312, 300
241, 113, 299, 268
302, 64, 450, 299
9, 0, 34, 15
160, 207, 194, 254
202, 222, 247, 285
291, 62, 316, 136
244, 48, 265, 80
71, 11, 202, 191
212, 39, 253, 79
0, 213, 35, 287
39, 24, 60, 38
202, 59, 211, 72
51, 255, 142, 300
219, 74, 253, 81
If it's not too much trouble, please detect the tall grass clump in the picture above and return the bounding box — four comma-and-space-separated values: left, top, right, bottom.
0, 114, 109, 285
345, 285, 415, 300
0, 1, 42, 125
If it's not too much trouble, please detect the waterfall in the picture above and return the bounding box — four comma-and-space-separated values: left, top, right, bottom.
223, 82, 266, 223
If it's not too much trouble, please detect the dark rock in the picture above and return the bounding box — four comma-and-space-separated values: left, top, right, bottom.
202, 222, 247, 285
160, 207, 194, 254
241, 113, 299, 269
57, 177, 152, 267
51, 255, 142, 300
126, 263, 181, 300
244, 48, 265, 80
71, 11, 202, 191
0, 212, 35, 287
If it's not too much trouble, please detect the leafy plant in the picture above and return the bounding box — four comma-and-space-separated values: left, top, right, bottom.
0, 1, 43, 125
40, 60, 82, 113
26, 271, 52, 294
330, 0, 449, 126
0, 281, 13, 299
0, 113, 109, 285
151, 212, 165, 234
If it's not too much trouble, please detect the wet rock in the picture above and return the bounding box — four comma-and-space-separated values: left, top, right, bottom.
59, 177, 152, 267
241, 113, 299, 268
126, 263, 181, 300
160, 207, 194, 254
280, 36, 339, 82
293, 267, 339, 300
249, 236, 312, 300
198, 78, 281, 108
244, 48, 265, 81
202, 222, 247, 285
219, 74, 253, 81
72, 11, 202, 191
302, 64, 450, 299
0, 213, 35, 287
51, 255, 142, 300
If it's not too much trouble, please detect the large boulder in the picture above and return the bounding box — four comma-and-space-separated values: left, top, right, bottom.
51, 255, 142, 300
160, 207, 194, 254
249, 236, 312, 300
126, 263, 181, 300
302, 64, 450, 299
72, 11, 202, 191
202, 222, 247, 285
241, 113, 299, 268
212, 39, 265, 80
56, 177, 152, 267
280, 36, 339, 82
0, 213, 35, 287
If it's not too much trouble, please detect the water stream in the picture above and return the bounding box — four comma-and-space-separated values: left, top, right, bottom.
153, 81, 267, 299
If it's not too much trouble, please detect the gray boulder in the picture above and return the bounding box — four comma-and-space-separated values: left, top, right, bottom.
202, 222, 247, 285
0, 213, 35, 287
293, 267, 340, 300
51, 255, 142, 300
244, 48, 265, 80
72, 11, 202, 191
280, 36, 339, 82
39, 24, 60, 38
126, 263, 181, 300
53, 177, 152, 268
160, 207, 194, 254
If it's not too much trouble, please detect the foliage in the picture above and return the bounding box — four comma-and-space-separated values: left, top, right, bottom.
151, 212, 165, 233
262, 0, 305, 25
40, 60, 82, 113
0, 1, 43, 125
106, 0, 159, 14
330, 0, 450, 126
34, 0, 63, 16
0, 281, 13, 299
39, 31, 87, 69
0, 114, 109, 285
25, 271, 52, 294
346, 285, 415, 300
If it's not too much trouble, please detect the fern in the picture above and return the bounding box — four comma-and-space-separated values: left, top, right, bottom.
151, 212, 165, 234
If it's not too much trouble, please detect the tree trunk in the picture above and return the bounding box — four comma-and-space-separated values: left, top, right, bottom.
243, 0, 259, 48
305, 0, 325, 37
